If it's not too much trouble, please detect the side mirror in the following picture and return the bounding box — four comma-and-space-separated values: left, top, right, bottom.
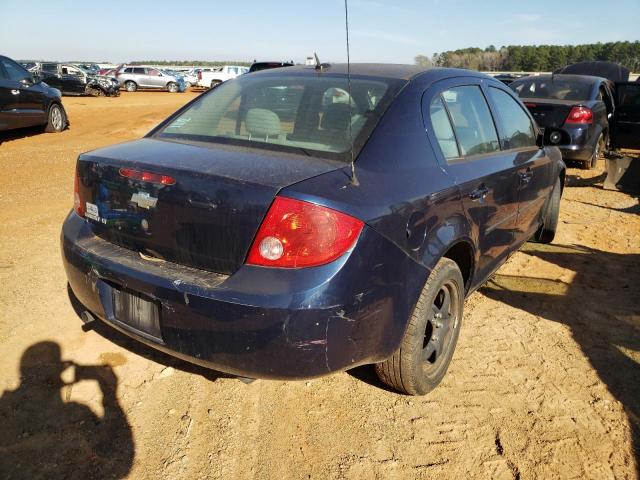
538, 127, 570, 148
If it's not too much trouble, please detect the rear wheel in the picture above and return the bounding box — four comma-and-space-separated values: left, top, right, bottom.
375, 258, 464, 395
44, 103, 67, 133
167, 82, 179, 93
533, 176, 561, 244
210, 80, 222, 89
587, 133, 604, 169
125, 81, 137, 92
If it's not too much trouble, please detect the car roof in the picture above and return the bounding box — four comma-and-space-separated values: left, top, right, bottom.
252, 63, 490, 82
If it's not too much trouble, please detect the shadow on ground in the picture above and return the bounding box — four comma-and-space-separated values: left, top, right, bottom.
481, 242, 640, 476
0, 126, 48, 145
0, 341, 134, 479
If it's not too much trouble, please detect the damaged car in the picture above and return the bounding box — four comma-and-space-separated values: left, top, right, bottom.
62, 64, 569, 395
39, 63, 120, 97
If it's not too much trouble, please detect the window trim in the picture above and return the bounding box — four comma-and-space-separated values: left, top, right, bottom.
486, 85, 538, 153
433, 83, 502, 163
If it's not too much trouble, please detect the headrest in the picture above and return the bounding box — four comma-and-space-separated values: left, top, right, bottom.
246, 108, 281, 138
321, 103, 351, 131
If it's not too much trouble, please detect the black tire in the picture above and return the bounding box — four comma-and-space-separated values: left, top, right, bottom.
44, 103, 67, 133
125, 81, 137, 92
210, 80, 222, 89
375, 257, 464, 395
533, 176, 561, 244
167, 82, 179, 93
587, 133, 604, 169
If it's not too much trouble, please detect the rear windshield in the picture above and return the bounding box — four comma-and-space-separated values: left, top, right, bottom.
510, 77, 593, 101
154, 73, 405, 161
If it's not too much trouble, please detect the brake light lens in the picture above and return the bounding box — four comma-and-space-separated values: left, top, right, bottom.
73, 170, 85, 217
246, 196, 364, 268
197, 71, 202, 80
565, 106, 593, 124
119, 168, 176, 185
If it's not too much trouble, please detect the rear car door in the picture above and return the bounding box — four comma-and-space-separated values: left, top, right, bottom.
610, 82, 640, 150
425, 80, 520, 281
146, 68, 164, 88
486, 85, 553, 245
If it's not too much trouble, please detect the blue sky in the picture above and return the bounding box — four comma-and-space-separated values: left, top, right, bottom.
1, 0, 638, 63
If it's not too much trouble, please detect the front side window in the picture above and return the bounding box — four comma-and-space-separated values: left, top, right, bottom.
429, 95, 460, 159
488, 87, 536, 149
41, 63, 58, 74
156, 73, 405, 161
440, 86, 500, 156
1, 59, 30, 82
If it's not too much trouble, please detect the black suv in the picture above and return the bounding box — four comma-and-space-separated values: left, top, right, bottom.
0, 55, 68, 133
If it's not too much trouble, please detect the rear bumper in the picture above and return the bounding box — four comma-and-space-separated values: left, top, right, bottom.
61, 212, 426, 379
557, 125, 596, 161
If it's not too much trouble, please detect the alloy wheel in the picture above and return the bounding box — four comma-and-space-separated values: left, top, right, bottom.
422, 281, 459, 371
51, 106, 63, 131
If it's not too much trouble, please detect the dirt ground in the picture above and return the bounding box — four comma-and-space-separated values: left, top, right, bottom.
0, 92, 638, 480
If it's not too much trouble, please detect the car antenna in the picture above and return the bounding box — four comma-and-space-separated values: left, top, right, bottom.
344, 0, 359, 186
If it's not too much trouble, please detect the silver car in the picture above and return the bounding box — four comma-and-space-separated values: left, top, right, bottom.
116, 66, 186, 93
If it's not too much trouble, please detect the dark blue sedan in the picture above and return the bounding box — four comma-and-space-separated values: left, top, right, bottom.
62, 64, 566, 395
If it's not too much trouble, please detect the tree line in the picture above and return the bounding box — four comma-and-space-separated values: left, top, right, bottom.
415, 41, 640, 72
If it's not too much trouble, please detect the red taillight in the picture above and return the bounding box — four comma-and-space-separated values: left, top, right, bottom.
119, 168, 176, 185
197, 71, 202, 80
565, 106, 593, 124
246, 196, 364, 268
524, 102, 537, 108
73, 170, 85, 217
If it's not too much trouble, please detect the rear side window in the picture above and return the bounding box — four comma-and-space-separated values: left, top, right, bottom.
429, 96, 460, 159
133, 68, 145, 75
124, 68, 134, 73
441, 86, 500, 156
487, 87, 536, 149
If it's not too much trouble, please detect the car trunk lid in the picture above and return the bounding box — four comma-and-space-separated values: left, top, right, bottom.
520, 98, 578, 128
76, 138, 341, 275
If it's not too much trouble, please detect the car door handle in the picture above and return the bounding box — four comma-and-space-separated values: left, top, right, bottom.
10, 89, 20, 95
519, 169, 533, 184
468, 185, 490, 201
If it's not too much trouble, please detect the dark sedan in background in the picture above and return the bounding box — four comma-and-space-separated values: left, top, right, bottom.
62, 64, 568, 395
39, 63, 120, 97
510, 74, 614, 169
0, 54, 68, 133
